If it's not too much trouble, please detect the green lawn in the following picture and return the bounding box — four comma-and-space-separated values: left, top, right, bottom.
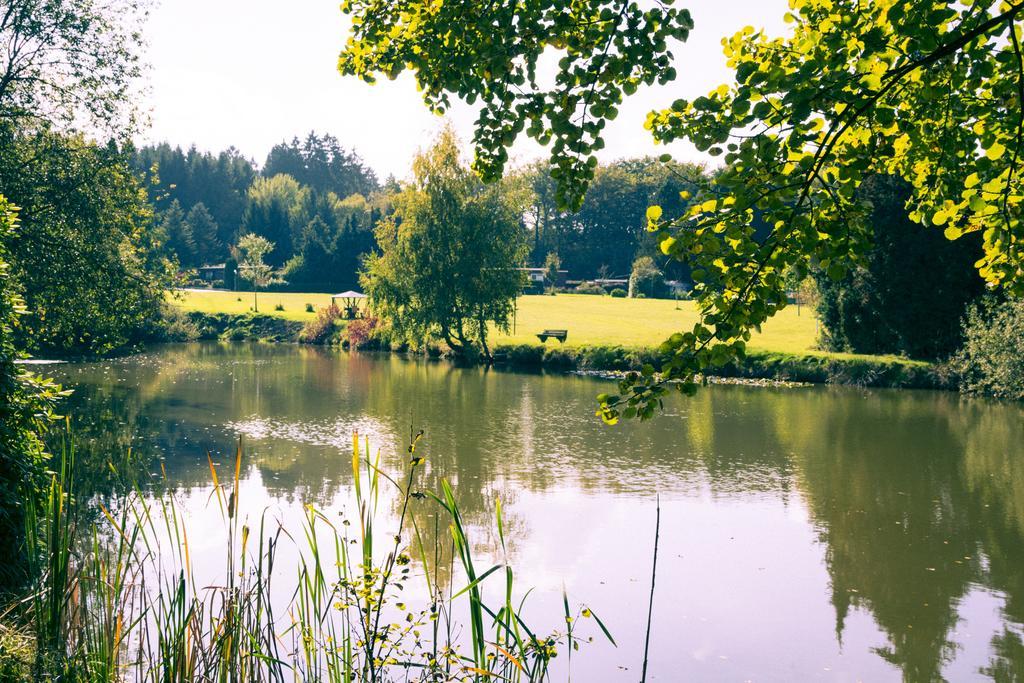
169, 289, 334, 322
495, 293, 822, 353
171, 289, 829, 354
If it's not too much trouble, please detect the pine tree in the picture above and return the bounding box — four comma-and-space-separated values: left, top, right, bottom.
186, 202, 222, 265
161, 200, 196, 267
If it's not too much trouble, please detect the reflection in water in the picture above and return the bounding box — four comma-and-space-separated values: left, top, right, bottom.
46, 342, 1024, 681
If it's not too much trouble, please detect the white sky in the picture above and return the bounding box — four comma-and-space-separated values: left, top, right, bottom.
141, 0, 788, 180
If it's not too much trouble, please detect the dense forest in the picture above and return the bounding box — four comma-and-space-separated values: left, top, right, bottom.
130, 134, 710, 290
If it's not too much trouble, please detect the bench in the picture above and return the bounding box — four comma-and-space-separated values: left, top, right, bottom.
536, 329, 568, 343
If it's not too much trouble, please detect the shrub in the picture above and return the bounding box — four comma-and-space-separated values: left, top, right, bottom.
346, 315, 383, 349
157, 305, 200, 342
305, 303, 314, 313
610, 288, 627, 298
952, 297, 1024, 399
298, 304, 341, 344
274, 303, 285, 311
628, 255, 664, 298
574, 281, 606, 295
493, 344, 545, 365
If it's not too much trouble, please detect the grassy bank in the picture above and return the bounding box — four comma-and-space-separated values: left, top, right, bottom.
490, 345, 947, 390
182, 310, 304, 342
172, 291, 948, 390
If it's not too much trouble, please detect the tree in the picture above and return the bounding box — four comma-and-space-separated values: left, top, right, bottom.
185, 203, 221, 266
235, 233, 281, 312
338, 0, 691, 210
284, 194, 381, 292
264, 132, 379, 197
160, 200, 195, 267
240, 174, 310, 266
543, 252, 561, 292
631, 1, 1024, 418
0, 128, 170, 356
815, 176, 984, 359
338, 0, 1024, 421
129, 143, 256, 255
0, 0, 148, 135
0, 195, 60, 576
360, 128, 527, 357
514, 158, 704, 279
628, 256, 662, 299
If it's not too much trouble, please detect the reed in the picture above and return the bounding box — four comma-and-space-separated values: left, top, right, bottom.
18, 426, 613, 681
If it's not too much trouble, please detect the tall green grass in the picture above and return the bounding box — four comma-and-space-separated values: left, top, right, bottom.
18, 427, 614, 681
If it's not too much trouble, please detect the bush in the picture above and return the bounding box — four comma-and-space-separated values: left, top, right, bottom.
346, 315, 383, 349
493, 344, 545, 365
274, 303, 285, 311
628, 255, 664, 298
305, 303, 314, 313
299, 305, 341, 344
574, 281, 606, 295
610, 288, 627, 298
952, 297, 1024, 399
157, 305, 200, 342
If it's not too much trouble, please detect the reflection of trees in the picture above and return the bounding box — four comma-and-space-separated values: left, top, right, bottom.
46, 343, 1024, 680
957, 401, 1024, 630
791, 393, 974, 681
774, 390, 1024, 682
981, 629, 1024, 681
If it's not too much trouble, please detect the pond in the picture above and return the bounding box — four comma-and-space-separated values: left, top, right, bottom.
45, 342, 1024, 681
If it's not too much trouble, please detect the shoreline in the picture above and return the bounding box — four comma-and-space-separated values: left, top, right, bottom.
172, 311, 954, 392
27, 310, 953, 392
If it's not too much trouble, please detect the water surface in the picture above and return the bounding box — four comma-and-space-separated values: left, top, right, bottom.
46, 343, 1024, 681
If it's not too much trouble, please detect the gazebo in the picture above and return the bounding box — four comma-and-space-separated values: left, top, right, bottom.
331, 290, 368, 319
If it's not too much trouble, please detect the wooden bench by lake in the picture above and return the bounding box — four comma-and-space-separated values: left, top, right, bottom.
536, 329, 568, 343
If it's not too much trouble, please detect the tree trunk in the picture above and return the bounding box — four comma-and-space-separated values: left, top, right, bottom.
477, 312, 491, 362
441, 325, 462, 354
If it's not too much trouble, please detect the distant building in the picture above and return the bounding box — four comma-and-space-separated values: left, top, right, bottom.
519, 267, 568, 289
592, 278, 628, 289
198, 264, 227, 284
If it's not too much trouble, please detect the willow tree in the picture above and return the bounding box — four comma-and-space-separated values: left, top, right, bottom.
360, 129, 527, 357
338, 0, 1024, 420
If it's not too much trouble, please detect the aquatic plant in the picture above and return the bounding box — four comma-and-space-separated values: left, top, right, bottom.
19, 428, 613, 681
